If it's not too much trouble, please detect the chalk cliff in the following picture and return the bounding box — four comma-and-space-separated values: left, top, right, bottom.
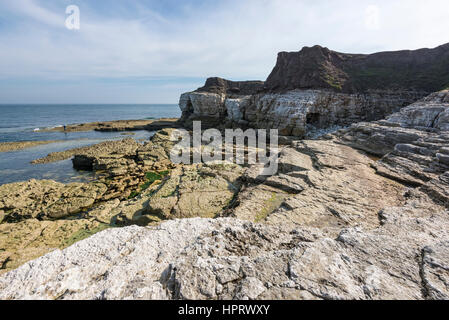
179, 44, 449, 137
266, 43, 449, 93
1, 45, 449, 301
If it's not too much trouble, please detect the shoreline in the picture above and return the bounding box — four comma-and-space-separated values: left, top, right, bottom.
36, 118, 180, 133
0, 140, 63, 153
0, 118, 180, 153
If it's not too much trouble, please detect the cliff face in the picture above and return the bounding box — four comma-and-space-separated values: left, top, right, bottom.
179, 44, 449, 136
243, 90, 421, 136
266, 43, 449, 93
196, 77, 264, 95
180, 89, 424, 136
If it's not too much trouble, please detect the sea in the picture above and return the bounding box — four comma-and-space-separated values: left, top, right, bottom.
0, 104, 181, 185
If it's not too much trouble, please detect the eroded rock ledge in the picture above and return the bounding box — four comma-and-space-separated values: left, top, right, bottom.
1, 195, 448, 300
37, 118, 179, 133
336, 90, 449, 189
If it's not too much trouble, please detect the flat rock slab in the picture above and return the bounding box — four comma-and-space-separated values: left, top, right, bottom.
37, 118, 179, 133
0, 179, 107, 221
0, 140, 62, 153
1, 210, 449, 300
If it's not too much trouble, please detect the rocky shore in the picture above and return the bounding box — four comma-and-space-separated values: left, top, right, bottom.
37, 118, 179, 133
0, 140, 62, 153
0, 44, 448, 300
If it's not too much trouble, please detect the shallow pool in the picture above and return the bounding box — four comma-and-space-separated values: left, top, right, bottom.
0, 130, 154, 185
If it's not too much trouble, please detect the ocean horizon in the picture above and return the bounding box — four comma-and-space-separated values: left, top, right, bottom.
0, 104, 181, 184
0, 104, 180, 143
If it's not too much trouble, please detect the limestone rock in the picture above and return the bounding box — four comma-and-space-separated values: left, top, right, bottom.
113, 162, 244, 225
385, 90, 449, 129
0, 218, 107, 275
265, 44, 449, 94
1, 192, 448, 300
86, 199, 121, 224
136, 129, 178, 171
0, 133, 448, 300
180, 88, 422, 137
2, 83, 449, 300
32, 138, 140, 166
233, 139, 405, 237
225, 97, 251, 122
337, 90, 449, 187
71, 138, 140, 170
0, 180, 107, 222
421, 242, 449, 300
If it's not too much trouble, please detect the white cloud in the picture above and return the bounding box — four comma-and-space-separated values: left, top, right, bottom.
0, 0, 448, 102
365, 5, 381, 30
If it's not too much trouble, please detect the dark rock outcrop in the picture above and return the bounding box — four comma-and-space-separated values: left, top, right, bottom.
196, 77, 265, 96
265, 43, 449, 94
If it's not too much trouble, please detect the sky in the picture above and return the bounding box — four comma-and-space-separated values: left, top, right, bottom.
0, 0, 448, 104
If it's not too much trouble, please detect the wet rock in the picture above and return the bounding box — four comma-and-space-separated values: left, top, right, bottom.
113, 163, 244, 226
38, 119, 178, 133
0, 218, 108, 275
34, 130, 179, 202
0, 180, 107, 222
71, 138, 140, 170
31, 138, 139, 165
0, 140, 62, 153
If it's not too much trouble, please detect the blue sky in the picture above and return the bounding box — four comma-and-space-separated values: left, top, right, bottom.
0, 0, 448, 104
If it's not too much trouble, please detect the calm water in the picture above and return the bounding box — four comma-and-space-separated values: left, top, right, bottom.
0, 104, 180, 185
